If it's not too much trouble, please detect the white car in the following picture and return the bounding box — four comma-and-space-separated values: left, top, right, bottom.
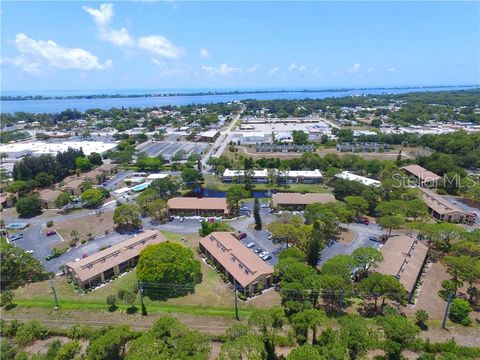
259, 251, 269, 257
261, 203, 269, 208
246, 242, 255, 248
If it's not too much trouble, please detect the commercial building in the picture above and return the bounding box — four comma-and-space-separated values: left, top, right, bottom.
401, 165, 441, 187
336, 142, 391, 153
256, 144, 315, 153
272, 192, 336, 210
199, 232, 274, 296
419, 187, 475, 224
38, 189, 63, 209
167, 197, 229, 217
238, 132, 268, 144
335, 171, 381, 187
199, 130, 220, 143
65, 230, 164, 290
0, 140, 117, 158
223, 169, 269, 183
222, 169, 323, 184
376, 235, 429, 302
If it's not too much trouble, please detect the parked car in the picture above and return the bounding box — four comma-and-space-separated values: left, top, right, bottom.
10, 233, 24, 241
369, 236, 380, 242
363, 218, 370, 225
25, 250, 34, 254
259, 251, 269, 257
262, 255, 272, 261
168, 216, 174, 222
82, 253, 89, 258
354, 217, 363, 224
246, 242, 255, 248
46, 230, 56, 236
208, 217, 215, 223
261, 203, 269, 208
255, 248, 264, 254
240, 206, 249, 211
268, 234, 273, 240
179, 217, 185, 222
238, 232, 247, 239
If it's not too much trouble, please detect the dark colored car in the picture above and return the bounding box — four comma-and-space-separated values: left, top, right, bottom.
363, 218, 370, 225
46, 230, 56, 236
238, 232, 247, 239
354, 217, 363, 224
369, 236, 380, 242
168, 216, 174, 222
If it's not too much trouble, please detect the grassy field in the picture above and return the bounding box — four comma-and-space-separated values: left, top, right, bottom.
54, 210, 115, 244
12, 230, 275, 317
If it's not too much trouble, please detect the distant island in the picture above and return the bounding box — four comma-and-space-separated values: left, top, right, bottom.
2, 85, 478, 101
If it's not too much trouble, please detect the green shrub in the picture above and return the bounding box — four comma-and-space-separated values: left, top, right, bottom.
15, 320, 49, 347
46, 220, 54, 228
237, 293, 247, 301
449, 298, 472, 326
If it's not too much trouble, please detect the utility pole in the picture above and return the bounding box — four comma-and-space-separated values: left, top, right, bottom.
233, 279, 239, 321
139, 286, 147, 316
49, 278, 59, 310
442, 294, 453, 330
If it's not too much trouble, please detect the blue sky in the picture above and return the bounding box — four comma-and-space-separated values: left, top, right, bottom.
1, 1, 479, 92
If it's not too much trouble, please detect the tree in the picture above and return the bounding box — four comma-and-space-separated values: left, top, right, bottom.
253, 198, 262, 230
54, 340, 81, 360
34, 172, 54, 188
306, 220, 323, 267
113, 204, 142, 232
106, 294, 117, 310
449, 298, 472, 326
344, 196, 369, 217
80, 188, 104, 208
54, 192, 71, 208
292, 130, 309, 145
359, 273, 406, 314
415, 309, 429, 330
145, 199, 168, 222
86, 325, 133, 360
248, 307, 286, 357
181, 167, 203, 189
377, 315, 420, 347
287, 344, 323, 360
1, 290, 14, 307
278, 247, 306, 262
444, 255, 480, 300
198, 221, 231, 237
351, 247, 383, 272
218, 335, 267, 360
88, 152, 103, 166
290, 309, 325, 344
75, 156, 92, 172
226, 185, 249, 216
150, 177, 180, 199
16, 196, 42, 218
321, 254, 356, 281
338, 315, 375, 359
118, 287, 137, 309
406, 198, 428, 220
70, 230, 79, 241
136, 242, 201, 299
379, 215, 405, 237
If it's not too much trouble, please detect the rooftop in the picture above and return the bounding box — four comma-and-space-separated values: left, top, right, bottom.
272, 192, 336, 207
223, 169, 269, 178
419, 187, 470, 215
200, 232, 273, 288
167, 197, 229, 214
376, 235, 428, 294
66, 230, 164, 282
199, 130, 220, 138
38, 189, 63, 202
401, 165, 441, 183
336, 171, 381, 187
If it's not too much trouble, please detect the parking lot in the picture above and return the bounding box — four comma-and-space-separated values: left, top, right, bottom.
136, 140, 208, 161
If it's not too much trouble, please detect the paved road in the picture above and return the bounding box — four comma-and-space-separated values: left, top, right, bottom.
319, 222, 386, 265
201, 107, 244, 169
444, 195, 480, 225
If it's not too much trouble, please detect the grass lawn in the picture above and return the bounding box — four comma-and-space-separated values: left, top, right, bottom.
11, 230, 267, 317
55, 210, 115, 244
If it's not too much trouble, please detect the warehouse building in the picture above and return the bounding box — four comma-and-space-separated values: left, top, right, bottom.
200, 232, 274, 296
167, 197, 229, 217
335, 171, 381, 187
65, 230, 164, 290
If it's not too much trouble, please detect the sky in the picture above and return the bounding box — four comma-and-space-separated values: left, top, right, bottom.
1, 1, 479, 92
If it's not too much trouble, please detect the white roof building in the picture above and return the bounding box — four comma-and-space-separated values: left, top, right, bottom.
283, 170, 323, 179
223, 169, 269, 178
0, 141, 117, 157
146, 173, 170, 181
336, 171, 381, 187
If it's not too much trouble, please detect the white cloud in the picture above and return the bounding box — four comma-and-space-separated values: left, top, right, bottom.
246, 64, 260, 73
3, 55, 42, 76
312, 67, 323, 77
83, 3, 114, 28
288, 62, 297, 71
268, 66, 280, 76
387, 65, 396, 72
84, 3, 182, 59
367, 67, 374, 73
12, 33, 112, 72
201, 63, 241, 76
298, 65, 307, 72
199, 48, 209, 59
138, 35, 183, 59
349, 62, 361, 73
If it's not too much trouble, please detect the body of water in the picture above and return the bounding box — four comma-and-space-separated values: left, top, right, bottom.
1, 86, 476, 114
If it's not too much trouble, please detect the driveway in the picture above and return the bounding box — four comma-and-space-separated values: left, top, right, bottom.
444, 195, 480, 225
318, 222, 386, 265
